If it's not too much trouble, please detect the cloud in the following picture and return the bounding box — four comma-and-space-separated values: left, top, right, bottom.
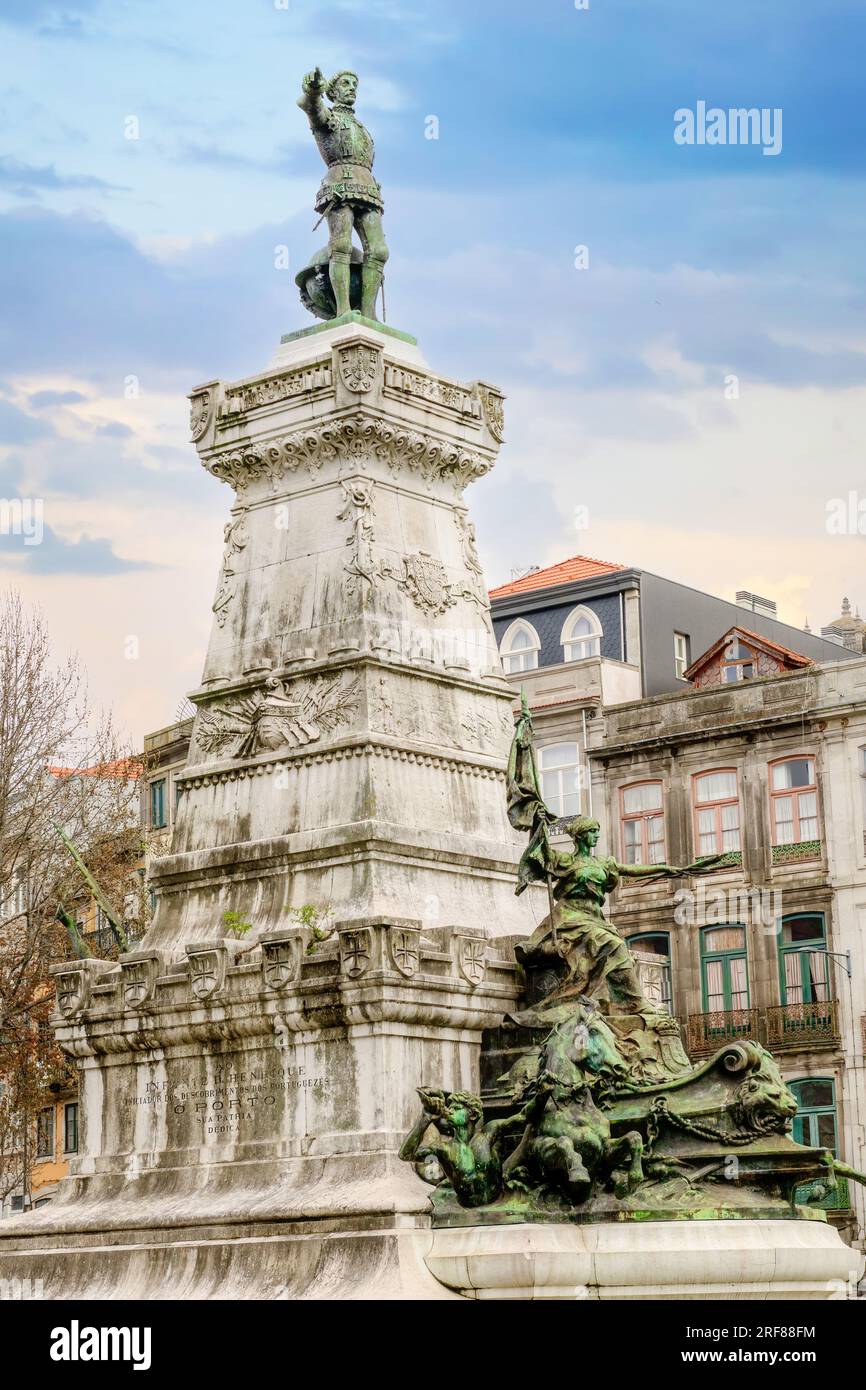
28, 388, 88, 408
0, 522, 157, 575
0, 397, 53, 442
0, 0, 96, 26
0, 156, 122, 196
95, 420, 133, 438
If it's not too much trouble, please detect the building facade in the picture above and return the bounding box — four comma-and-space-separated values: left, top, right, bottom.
490, 555, 854, 700
591, 656, 866, 1248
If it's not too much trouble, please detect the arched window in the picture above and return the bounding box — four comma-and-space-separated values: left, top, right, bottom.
693, 769, 741, 855
499, 619, 540, 674
769, 757, 818, 845
626, 931, 673, 1012
560, 605, 602, 662
620, 781, 665, 864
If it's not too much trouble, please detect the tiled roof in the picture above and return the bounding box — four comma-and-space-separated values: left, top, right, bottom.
47, 757, 143, 780
489, 554, 625, 599
683, 624, 812, 680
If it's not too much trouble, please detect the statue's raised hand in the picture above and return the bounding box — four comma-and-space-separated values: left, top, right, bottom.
303, 66, 325, 93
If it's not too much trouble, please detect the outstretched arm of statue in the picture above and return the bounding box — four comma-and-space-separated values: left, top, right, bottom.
614, 853, 726, 880
297, 66, 329, 127
398, 1108, 434, 1163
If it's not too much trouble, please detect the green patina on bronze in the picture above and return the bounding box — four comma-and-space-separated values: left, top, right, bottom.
399, 692, 866, 1226
296, 69, 389, 322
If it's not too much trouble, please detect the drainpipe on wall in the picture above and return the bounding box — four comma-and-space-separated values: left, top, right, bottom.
581, 707, 593, 818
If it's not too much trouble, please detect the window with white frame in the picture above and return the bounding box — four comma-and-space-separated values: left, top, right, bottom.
770, 757, 818, 845
0, 870, 27, 923
538, 743, 581, 817
674, 632, 689, 680
620, 782, 665, 864
693, 770, 741, 855
561, 606, 602, 662
499, 619, 541, 674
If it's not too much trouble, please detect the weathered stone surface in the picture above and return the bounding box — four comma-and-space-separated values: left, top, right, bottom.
149, 321, 528, 954
425, 1221, 863, 1300
0, 323, 535, 1299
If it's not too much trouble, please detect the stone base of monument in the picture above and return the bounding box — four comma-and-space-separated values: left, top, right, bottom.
424, 1220, 863, 1300
0, 922, 516, 1301
0, 1191, 460, 1301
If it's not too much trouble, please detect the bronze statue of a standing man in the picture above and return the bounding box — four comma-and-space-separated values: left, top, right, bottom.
297, 68, 389, 321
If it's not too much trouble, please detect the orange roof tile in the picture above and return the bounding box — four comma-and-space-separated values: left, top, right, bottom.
683, 625, 813, 680
47, 757, 143, 780
489, 554, 625, 598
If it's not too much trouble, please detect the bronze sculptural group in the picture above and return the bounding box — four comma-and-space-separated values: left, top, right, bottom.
400, 692, 866, 1224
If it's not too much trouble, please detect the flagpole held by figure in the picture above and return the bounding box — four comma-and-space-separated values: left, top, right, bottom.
507, 689, 558, 948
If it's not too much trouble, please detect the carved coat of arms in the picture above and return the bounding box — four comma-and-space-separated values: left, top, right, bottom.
340, 928, 372, 979
188, 949, 224, 1001
389, 927, 420, 978
189, 389, 214, 442
457, 936, 487, 987
262, 937, 302, 991
479, 386, 505, 443
122, 959, 157, 1009
338, 344, 380, 393
56, 969, 87, 1018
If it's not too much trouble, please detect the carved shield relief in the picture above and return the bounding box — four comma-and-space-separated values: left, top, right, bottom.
388, 927, 420, 978
188, 949, 225, 1002
457, 936, 487, 988
338, 344, 380, 394
262, 936, 302, 992
340, 927, 372, 979
189, 390, 214, 442
56, 969, 87, 1018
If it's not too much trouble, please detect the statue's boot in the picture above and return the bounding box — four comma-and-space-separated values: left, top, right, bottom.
360, 256, 385, 320
329, 252, 352, 317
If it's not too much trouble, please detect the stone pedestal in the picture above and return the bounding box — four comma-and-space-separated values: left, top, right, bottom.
0, 319, 537, 1299
151, 314, 531, 952
425, 1222, 864, 1300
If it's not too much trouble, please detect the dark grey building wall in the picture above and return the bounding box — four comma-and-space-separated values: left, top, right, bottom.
639, 571, 857, 696
492, 593, 623, 667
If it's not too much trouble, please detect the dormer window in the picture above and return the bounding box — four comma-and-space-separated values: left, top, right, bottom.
561, 605, 602, 662
499, 619, 541, 674
722, 637, 755, 682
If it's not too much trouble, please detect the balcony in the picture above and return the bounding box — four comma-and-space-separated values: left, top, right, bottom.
684, 1001, 841, 1059
686, 1008, 760, 1056
771, 839, 821, 866
765, 1001, 841, 1050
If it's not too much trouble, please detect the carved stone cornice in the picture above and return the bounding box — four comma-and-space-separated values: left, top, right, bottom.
176, 737, 509, 792
200, 414, 492, 495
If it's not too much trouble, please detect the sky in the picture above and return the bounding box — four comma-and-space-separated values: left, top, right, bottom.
1, 0, 865, 742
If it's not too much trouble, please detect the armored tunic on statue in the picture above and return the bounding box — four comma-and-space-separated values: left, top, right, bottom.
309, 106, 384, 216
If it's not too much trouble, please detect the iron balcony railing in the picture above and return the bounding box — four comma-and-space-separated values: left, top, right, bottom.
684, 1000, 840, 1057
